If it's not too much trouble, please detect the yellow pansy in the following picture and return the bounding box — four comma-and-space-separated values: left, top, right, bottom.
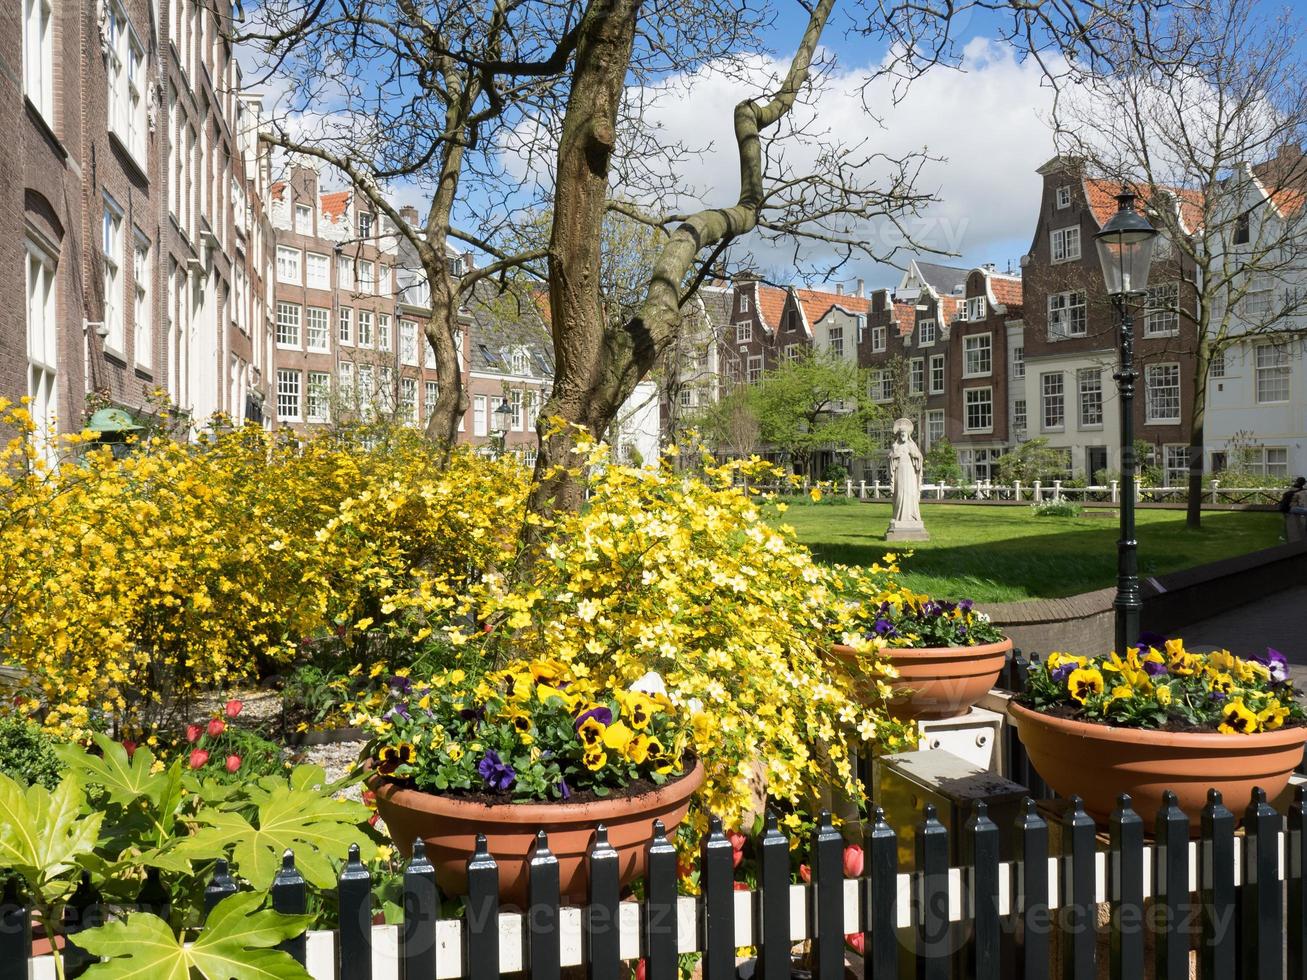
1218, 699, 1259, 735
1067, 667, 1105, 704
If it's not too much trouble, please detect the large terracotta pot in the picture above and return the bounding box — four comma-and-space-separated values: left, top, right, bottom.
370, 760, 704, 906
1009, 700, 1307, 825
832, 637, 1011, 720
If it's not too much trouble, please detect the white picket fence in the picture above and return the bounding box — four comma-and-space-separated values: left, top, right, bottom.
753, 479, 1284, 506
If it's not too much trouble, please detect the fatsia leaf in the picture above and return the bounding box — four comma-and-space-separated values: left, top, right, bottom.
77, 892, 313, 980
57, 733, 180, 809
0, 773, 100, 891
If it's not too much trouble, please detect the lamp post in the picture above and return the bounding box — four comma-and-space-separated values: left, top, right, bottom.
1094, 186, 1158, 654
491, 397, 513, 457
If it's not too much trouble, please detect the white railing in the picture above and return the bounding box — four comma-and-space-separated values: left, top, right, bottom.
749, 479, 1284, 507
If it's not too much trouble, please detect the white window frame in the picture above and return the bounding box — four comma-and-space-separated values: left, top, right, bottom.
869, 369, 891, 403
926, 409, 945, 449
357, 309, 373, 348
306, 371, 330, 423
910, 357, 925, 395
917, 318, 937, 347
963, 333, 992, 378
1255, 344, 1291, 403
400, 377, 418, 423
305, 252, 330, 290
1145, 363, 1182, 423
739, 295, 751, 314
425, 380, 439, 422
828, 324, 845, 358
871, 325, 886, 352
1041, 372, 1065, 431
736, 320, 753, 345
963, 297, 986, 323
337, 254, 354, 290
133, 231, 151, 368
338, 307, 353, 346
474, 395, 489, 437
276, 246, 302, 285
276, 368, 302, 421
1163, 444, 1190, 488
359, 259, 375, 294
294, 204, 312, 235
101, 195, 124, 353
1055, 185, 1072, 209
275, 302, 301, 349
1077, 367, 1103, 429
1013, 399, 1027, 433
963, 386, 993, 433
1209, 348, 1227, 379
401, 320, 419, 366
1144, 281, 1179, 337
22, 0, 54, 122
1048, 290, 1087, 339
26, 239, 57, 460
1051, 225, 1082, 263
1011, 345, 1025, 379
511, 389, 525, 431
306, 307, 330, 353
106, 1, 147, 164
746, 355, 764, 383
377, 313, 392, 353
929, 354, 945, 395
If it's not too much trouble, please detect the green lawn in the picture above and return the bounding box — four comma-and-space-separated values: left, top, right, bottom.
771, 501, 1283, 604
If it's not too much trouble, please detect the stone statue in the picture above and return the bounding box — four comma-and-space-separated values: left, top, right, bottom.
886, 417, 929, 541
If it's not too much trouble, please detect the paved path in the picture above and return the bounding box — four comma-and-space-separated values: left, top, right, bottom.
1181, 583, 1307, 670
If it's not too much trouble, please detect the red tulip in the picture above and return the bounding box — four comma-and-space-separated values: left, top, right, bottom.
843, 844, 865, 878
727, 830, 747, 868
122, 740, 138, 758
207, 718, 226, 738
362, 790, 377, 808
733, 881, 750, 891
225, 699, 243, 719
368, 812, 380, 828
634, 959, 647, 980
846, 932, 866, 955
799, 863, 811, 883
189, 749, 210, 769
186, 724, 202, 743
224, 754, 241, 773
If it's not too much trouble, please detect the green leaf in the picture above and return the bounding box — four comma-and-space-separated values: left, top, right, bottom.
57, 734, 181, 810
77, 893, 313, 980
0, 772, 100, 892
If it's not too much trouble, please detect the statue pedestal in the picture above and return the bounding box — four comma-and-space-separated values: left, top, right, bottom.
885, 520, 930, 542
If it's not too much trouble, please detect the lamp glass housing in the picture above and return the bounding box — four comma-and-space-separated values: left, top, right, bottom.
1094, 189, 1157, 297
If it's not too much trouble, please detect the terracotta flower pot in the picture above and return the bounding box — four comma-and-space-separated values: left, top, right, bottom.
832, 638, 1011, 720
370, 760, 705, 906
1009, 700, 1307, 825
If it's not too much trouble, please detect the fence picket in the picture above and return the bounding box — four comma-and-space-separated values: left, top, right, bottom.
965, 801, 1000, 980
203, 859, 238, 916
1199, 789, 1236, 980
1013, 799, 1050, 980
136, 865, 171, 921
867, 806, 899, 980
1108, 795, 1143, 980
401, 840, 439, 980
339, 843, 373, 980
755, 812, 790, 980
528, 831, 561, 980
1060, 798, 1096, 980
1243, 788, 1283, 980
811, 810, 845, 980
1153, 791, 1188, 980
1290, 788, 1307, 980
586, 827, 621, 980
0, 881, 29, 980
644, 820, 678, 980
272, 850, 307, 965
915, 804, 949, 980
699, 816, 735, 980
465, 834, 500, 980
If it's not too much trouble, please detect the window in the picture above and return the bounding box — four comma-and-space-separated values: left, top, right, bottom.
1145, 281, 1179, 336
1011, 344, 1025, 379
747, 355, 763, 383
869, 369, 891, 402
783, 343, 800, 362
474, 395, 488, 437
959, 447, 1001, 483
276, 369, 301, 421
1051, 225, 1081, 263
306, 252, 329, 289
1265, 447, 1289, 478
306, 307, 330, 352
1048, 290, 1087, 339
1041, 372, 1065, 430
357, 310, 373, 348
1243, 274, 1273, 319
1013, 399, 1027, 433
926, 410, 945, 449
910, 358, 925, 395
106, 1, 146, 162
358, 260, 375, 294
1234, 212, 1250, 245
511, 349, 529, 374
357, 364, 374, 414
736, 320, 752, 344
1209, 349, 1226, 379
1056, 185, 1071, 209
377, 313, 392, 352
101, 196, 124, 351
276, 246, 302, 285
1164, 445, 1190, 487
1077, 368, 1103, 428
400, 378, 418, 423
337, 360, 355, 399
337, 254, 354, 290
358, 212, 374, 238
338, 307, 353, 346
22, 0, 53, 121
918, 318, 937, 346
275, 303, 301, 348
511, 389, 525, 431
401, 321, 418, 365
740, 295, 751, 314
963, 333, 992, 377
1145, 363, 1181, 422
26, 241, 57, 458
425, 380, 439, 421
377, 265, 391, 296
871, 325, 886, 352
306, 371, 330, 422
964, 387, 993, 432
829, 325, 845, 358
133, 234, 150, 368
294, 204, 312, 235
929, 354, 945, 394
963, 297, 986, 322
1255, 345, 1291, 403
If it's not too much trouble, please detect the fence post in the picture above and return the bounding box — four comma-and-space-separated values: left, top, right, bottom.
701, 817, 736, 980
271, 850, 307, 966
1199, 789, 1236, 980
1109, 795, 1145, 980
203, 859, 238, 917
873, 479, 881, 500
527, 831, 561, 980
1111, 480, 1119, 504
402, 840, 440, 980
936, 483, 944, 501
1290, 787, 1307, 980
586, 827, 621, 980
644, 820, 679, 980
465, 835, 500, 980
1060, 798, 1097, 980
0, 880, 30, 980
846, 479, 853, 498
859, 479, 866, 500
1012, 800, 1049, 980
1034, 480, 1042, 503
757, 812, 792, 980
1014, 480, 1022, 502
867, 807, 898, 980
1154, 792, 1189, 980
915, 804, 950, 980
811, 811, 845, 980
1052, 480, 1062, 502
136, 866, 171, 922
965, 802, 1000, 980
1211, 479, 1220, 504
1243, 788, 1283, 980
338, 843, 373, 980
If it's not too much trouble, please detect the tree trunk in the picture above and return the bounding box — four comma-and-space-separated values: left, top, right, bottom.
1185, 339, 1210, 530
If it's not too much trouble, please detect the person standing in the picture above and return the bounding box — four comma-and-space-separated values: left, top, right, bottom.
1281, 476, 1307, 543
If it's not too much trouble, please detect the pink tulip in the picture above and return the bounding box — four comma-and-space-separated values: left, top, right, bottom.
189, 749, 209, 769
186, 724, 202, 743
207, 718, 225, 738
846, 932, 866, 955
224, 754, 241, 773
634, 959, 647, 980
799, 863, 811, 883
122, 740, 138, 758
843, 844, 865, 878
225, 699, 243, 719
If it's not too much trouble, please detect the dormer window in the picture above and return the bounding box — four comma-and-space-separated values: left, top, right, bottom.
511, 349, 530, 375
740, 295, 751, 313
965, 296, 987, 322
1056, 186, 1072, 209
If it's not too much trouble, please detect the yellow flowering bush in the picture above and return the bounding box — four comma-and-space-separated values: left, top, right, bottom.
1022, 640, 1304, 734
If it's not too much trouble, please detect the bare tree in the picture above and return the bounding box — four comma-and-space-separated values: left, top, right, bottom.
1049, 0, 1307, 527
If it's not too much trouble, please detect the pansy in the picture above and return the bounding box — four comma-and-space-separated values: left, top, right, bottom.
1254, 647, 1291, 684
476, 750, 516, 792
1218, 699, 1258, 735
377, 741, 416, 775
577, 717, 607, 748
1067, 667, 1105, 704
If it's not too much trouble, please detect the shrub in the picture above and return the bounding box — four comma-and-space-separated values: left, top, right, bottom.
1031, 500, 1083, 518
0, 715, 65, 789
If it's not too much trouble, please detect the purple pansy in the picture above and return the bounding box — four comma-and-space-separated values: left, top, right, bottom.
573, 705, 613, 730
1051, 663, 1076, 683
388, 674, 413, 695
558, 777, 571, 801
1137, 631, 1169, 652
1143, 660, 1169, 677
1252, 647, 1291, 684
477, 750, 516, 792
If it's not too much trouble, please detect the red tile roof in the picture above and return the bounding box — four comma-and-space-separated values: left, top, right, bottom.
793, 288, 872, 328
270, 181, 286, 201
321, 191, 350, 220
988, 274, 1023, 309
754, 284, 788, 334
936, 295, 961, 322
1084, 178, 1204, 233
891, 301, 915, 337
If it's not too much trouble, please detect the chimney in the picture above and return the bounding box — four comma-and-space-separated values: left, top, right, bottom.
856, 278, 865, 298
399, 205, 419, 226
983, 262, 996, 272
835, 283, 844, 295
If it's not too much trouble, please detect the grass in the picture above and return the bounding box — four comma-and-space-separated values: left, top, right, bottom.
769, 501, 1283, 604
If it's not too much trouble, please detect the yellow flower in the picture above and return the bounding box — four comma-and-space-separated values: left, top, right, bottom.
1155, 685, 1172, 707
603, 720, 633, 753
1107, 683, 1133, 704
583, 747, 608, 771
1258, 700, 1289, 731
1047, 652, 1087, 671
447, 743, 464, 762
618, 691, 659, 730
578, 717, 606, 748
537, 684, 578, 711
1067, 667, 1105, 704
1218, 699, 1259, 735
626, 733, 654, 765
1208, 671, 1236, 696
809, 488, 822, 502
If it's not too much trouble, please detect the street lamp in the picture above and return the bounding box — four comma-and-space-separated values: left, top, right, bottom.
1094, 186, 1157, 654
491, 398, 513, 456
